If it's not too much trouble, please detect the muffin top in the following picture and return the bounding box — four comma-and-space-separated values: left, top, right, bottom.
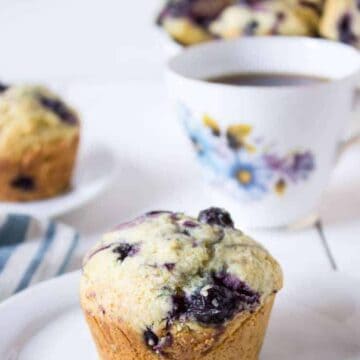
157, 0, 232, 45
81, 208, 282, 353
320, 0, 360, 48
157, 0, 320, 44
0, 83, 79, 158
157, 0, 233, 27
210, 1, 314, 38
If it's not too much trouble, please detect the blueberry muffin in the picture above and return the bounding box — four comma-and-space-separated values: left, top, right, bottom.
0, 83, 79, 202
80, 208, 283, 360
210, 0, 315, 38
320, 0, 360, 48
157, 0, 233, 45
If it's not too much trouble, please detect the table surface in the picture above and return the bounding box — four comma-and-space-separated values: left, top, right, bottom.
0, 0, 359, 282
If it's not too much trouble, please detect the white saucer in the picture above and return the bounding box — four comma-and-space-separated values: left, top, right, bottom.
0, 271, 359, 360
0, 144, 116, 218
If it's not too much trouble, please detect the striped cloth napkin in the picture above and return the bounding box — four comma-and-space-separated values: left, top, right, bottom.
0, 213, 79, 302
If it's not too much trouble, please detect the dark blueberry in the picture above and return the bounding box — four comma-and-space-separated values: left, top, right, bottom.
168, 272, 259, 326
338, 13, 357, 44
244, 20, 259, 35
10, 176, 35, 192
112, 243, 139, 262
144, 328, 159, 349
214, 271, 260, 305
39, 96, 78, 125
146, 210, 173, 217
198, 207, 234, 228
191, 0, 232, 21
0, 82, 9, 93
214, 271, 244, 291
164, 263, 176, 271
187, 284, 241, 324
157, 0, 192, 25
157, 0, 230, 26
166, 0, 191, 18
183, 220, 199, 228
171, 293, 188, 318
187, 273, 259, 325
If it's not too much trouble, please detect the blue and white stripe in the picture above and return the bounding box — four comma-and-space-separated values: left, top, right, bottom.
0, 214, 79, 301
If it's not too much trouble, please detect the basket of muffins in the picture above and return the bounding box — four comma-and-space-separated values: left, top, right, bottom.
80, 207, 283, 359
156, 0, 359, 49
0, 82, 80, 202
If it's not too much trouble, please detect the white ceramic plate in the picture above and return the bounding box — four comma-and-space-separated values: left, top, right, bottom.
0, 271, 359, 360
0, 144, 116, 218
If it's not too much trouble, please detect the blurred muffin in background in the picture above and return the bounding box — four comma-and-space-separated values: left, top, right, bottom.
210, 0, 316, 39
157, 0, 234, 45
159, 0, 360, 48
320, 0, 360, 48
0, 84, 80, 202
285, 0, 324, 31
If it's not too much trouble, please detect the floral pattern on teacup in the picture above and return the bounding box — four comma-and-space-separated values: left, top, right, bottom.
178, 103, 315, 201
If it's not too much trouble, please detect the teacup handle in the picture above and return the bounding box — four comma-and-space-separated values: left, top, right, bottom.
337, 88, 360, 159
290, 88, 360, 231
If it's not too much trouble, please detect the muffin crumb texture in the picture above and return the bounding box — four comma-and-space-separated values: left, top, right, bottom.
157, 0, 360, 48
157, 0, 323, 45
81, 208, 282, 359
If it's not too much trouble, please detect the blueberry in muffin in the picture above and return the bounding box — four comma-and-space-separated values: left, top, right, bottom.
80, 208, 283, 359
157, 0, 234, 45
156, 0, 323, 44
210, 0, 315, 38
320, 0, 360, 47
0, 84, 80, 201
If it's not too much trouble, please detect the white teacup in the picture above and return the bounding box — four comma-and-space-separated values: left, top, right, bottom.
166, 37, 360, 228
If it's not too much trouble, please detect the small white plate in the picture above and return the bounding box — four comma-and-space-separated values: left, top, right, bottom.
0, 271, 359, 360
0, 144, 116, 218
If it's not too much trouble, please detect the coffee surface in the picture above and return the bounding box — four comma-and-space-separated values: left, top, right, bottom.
206, 73, 329, 86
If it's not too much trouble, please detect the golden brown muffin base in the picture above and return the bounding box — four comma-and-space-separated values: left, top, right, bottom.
0, 134, 79, 202
83, 295, 275, 360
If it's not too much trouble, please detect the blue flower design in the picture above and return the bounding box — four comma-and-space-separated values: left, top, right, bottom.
176, 103, 316, 201
178, 103, 235, 174
191, 130, 235, 175
229, 154, 273, 199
